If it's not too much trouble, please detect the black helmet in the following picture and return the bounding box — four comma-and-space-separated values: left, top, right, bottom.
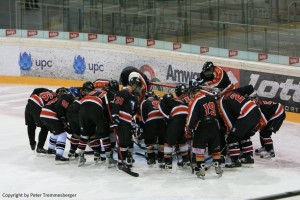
146, 91, 157, 99
202, 61, 215, 77
175, 84, 187, 97
56, 87, 68, 96
162, 93, 174, 100
82, 81, 95, 93
108, 80, 119, 92
129, 77, 142, 88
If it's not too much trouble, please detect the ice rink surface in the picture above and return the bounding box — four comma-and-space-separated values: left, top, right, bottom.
0, 84, 300, 200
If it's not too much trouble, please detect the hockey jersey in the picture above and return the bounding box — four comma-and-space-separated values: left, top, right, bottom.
158, 96, 188, 119
29, 88, 56, 107
197, 66, 234, 95
111, 88, 138, 124
187, 90, 219, 129
218, 86, 257, 132
140, 99, 164, 124
255, 100, 285, 131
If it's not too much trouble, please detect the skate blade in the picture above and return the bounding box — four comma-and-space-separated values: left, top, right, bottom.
197, 175, 205, 180
242, 163, 254, 168
36, 153, 48, 157
55, 160, 70, 165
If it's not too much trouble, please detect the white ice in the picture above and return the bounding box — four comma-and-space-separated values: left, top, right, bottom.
0, 84, 300, 200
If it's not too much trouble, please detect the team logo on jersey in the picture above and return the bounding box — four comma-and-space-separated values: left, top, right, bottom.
73, 55, 86, 74
18, 52, 33, 70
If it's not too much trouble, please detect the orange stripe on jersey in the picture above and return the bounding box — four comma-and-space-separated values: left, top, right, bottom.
119, 111, 132, 123
270, 104, 284, 121
238, 101, 256, 119
146, 110, 164, 122
221, 83, 235, 95
207, 66, 223, 86
81, 96, 103, 108
217, 97, 232, 132
29, 94, 44, 107
40, 108, 58, 120
170, 105, 188, 117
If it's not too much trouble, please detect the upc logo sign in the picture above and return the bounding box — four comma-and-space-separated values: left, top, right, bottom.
6, 29, 16, 36
19, 52, 33, 70
27, 30, 38, 37
73, 55, 86, 74
229, 50, 238, 57
126, 37, 134, 44
173, 43, 181, 50
49, 31, 59, 38
147, 39, 155, 47
200, 46, 209, 54
258, 53, 268, 61
88, 33, 97, 41
69, 32, 79, 39
289, 57, 299, 65
108, 35, 117, 42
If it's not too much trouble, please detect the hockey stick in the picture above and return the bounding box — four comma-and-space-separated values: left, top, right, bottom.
189, 140, 195, 174
104, 95, 139, 177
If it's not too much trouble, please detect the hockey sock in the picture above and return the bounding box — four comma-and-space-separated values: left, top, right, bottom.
146, 144, 154, 155
37, 126, 48, 149
101, 136, 112, 153
118, 147, 128, 163
70, 136, 79, 151
27, 124, 36, 146
262, 137, 274, 152
228, 142, 241, 161
49, 133, 58, 150
164, 145, 173, 164
56, 132, 67, 156
89, 138, 101, 155
78, 135, 88, 151
241, 139, 254, 157
179, 143, 189, 158
158, 145, 164, 160
212, 152, 221, 160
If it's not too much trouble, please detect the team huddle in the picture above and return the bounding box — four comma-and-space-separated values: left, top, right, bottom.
25, 62, 286, 179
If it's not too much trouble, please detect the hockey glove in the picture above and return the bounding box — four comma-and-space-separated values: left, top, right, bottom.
112, 115, 120, 125
185, 128, 194, 141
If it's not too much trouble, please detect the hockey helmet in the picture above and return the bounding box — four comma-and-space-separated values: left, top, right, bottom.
68, 87, 81, 99
202, 61, 215, 77
162, 93, 174, 100
108, 80, 119, 92
128, 72, 142, 88
145, 91, 158, 99
56, 87, 68, 96
82, 81, 95, 94
175, 84, 188, 97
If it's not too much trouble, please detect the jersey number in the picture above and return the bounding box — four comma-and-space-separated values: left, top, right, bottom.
230, 93, 245, 103
203, 102, 216, 116
39, 91, 54, 102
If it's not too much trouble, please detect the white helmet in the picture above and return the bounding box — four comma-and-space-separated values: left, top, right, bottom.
128, 72, 140, 83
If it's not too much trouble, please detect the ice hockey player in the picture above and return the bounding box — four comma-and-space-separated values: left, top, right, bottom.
196, 61, 234, 95
25, 88, 56, 154
40, 93, 75, 163
186, 85, 223, 179
218, 85, 260, 168
65, 87, 82, 159
140, 91, 166, 166
175, 84, 191, 105
250, 93, 286, 159
158, 84, 189, 170
119, 66, 150, 107
111, 72, 141, 169
77, 82, 117, 167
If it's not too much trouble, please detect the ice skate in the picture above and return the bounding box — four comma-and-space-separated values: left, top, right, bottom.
225, 159, 242, 170
255, 147, 266, 156
213, 162, 223, 177
94, 153, 106, 165
68, 150, 79, 159
47, 148, 56, 156
260, 150, 275, 159
55, 155, 69, 164
147, 158, 156, 166
241, 155, 254, 167
195, 164, 206, 179
36, 148, 47, 156
78, 153, 86, 167
106, 152, 117, 168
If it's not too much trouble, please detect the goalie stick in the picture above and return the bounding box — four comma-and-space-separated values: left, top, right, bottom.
104, 95, 139, 177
